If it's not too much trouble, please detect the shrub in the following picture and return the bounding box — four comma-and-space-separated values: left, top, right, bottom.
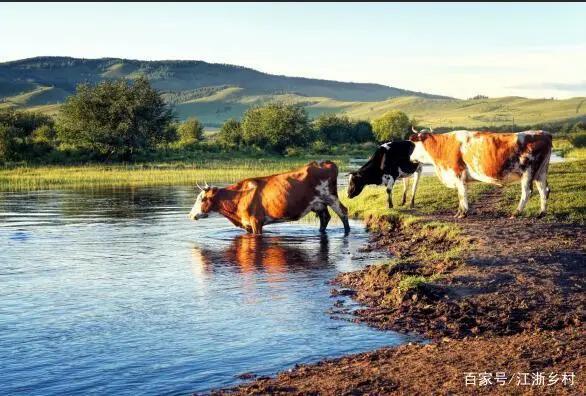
311, 140, 329, 154
314, 113, 354, 143
0, 109, 56, 161
569, 132, 586, 148
284, 146, 302, 157
177, 117, 204, 145
241, 102, 310, 153
218, 118, 242, 147
372, 110, 410, 142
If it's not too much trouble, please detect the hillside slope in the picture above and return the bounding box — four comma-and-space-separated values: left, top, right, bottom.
0, 56, 446, 102
1, 56, 584, 128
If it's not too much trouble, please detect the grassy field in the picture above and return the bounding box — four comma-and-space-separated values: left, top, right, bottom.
341, 158, 586, 226
341, 176, 493, 221
0, 158, 313, 191
159, 90, 586, 128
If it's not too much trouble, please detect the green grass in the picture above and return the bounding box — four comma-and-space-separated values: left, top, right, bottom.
397, 274, 440, 293
497, 160, 586, 224
0, 158, 311, 191
340, 174, 493, 220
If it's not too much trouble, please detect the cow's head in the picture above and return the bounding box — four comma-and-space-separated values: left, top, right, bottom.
347, 171, 367, 198
409, 126, 433, 140
189, 184, 218, 221
409, 126, 434, 164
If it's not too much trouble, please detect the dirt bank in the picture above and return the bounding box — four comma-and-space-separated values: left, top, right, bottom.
212, 188, 585, 395
334, 189, 585, 340
212, 328, 583, 395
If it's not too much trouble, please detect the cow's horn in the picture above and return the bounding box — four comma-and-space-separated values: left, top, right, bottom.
429, 127, 434, 133
195, 182, 203, 192
204, 181, 210, 191
411, 126, 419, 134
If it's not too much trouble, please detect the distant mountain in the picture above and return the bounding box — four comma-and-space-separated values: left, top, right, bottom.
0, 56, 448, 103
1, 56, 584, 129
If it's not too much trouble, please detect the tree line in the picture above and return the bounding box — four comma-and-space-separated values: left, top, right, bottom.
0, 78, 416, 163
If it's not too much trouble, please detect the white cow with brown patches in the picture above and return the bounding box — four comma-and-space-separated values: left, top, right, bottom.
409, 129, 552, 218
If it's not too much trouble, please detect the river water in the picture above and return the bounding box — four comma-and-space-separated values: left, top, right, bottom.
0, 187, 409, 395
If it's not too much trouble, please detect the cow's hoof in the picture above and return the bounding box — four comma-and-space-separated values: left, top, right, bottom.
408, 203, 415, 209
509, 211, 520, 219
536, 211, 546, 219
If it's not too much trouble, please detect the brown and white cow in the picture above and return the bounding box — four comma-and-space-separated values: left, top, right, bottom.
188, 160, 350, 234
409, 129, 552, 218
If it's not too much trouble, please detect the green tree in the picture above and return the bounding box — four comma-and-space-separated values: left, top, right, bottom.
372, 110, 410, 141
0, 124, 18, 161
314, 113, 354, 143
57, 77, 175, 159
177, 117, 204, 145
353, 120, 374, 143
0, 109, 55, 161
218, 118, 242, 147
241, 103, 309, 153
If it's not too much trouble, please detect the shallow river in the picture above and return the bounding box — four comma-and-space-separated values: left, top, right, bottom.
0, 187, 409, 395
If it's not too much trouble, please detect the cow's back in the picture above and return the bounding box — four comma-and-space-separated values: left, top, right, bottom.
254, 161, 337, 220
458, 130, 551, 183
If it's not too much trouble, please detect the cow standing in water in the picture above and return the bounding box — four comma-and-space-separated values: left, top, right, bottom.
188, 160, 350, 235
347, 141, 422, 208
409, 128, 552, 218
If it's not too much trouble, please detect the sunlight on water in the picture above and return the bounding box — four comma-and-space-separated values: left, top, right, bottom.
0, 187, 410, 395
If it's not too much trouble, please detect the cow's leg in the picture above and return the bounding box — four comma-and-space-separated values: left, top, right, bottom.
511, 171, 533, 218
401, 178, 408, 206
329, 199, 350, 235
534, 171, 550, 217
385, 176, 395, 208
533, 155, 551, 217
249, 218, 263, 235
455, 180, 469, 218
315, 208, 331, 233
408, 166, 422, 208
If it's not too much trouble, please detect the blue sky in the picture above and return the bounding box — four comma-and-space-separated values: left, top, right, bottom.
1, 3, 585, 98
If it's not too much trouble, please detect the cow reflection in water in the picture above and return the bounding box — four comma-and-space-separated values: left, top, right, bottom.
191, 234, 332, 275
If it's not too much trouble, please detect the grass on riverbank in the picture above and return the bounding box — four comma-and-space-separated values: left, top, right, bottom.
497, 160, 586, 224
0, 157, 348, 191
340, 175, 493, 221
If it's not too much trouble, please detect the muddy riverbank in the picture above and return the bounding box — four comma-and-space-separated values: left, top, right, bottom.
212, 187, 585, 395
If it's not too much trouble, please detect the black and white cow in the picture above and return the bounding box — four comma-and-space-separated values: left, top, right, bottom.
347, 140, 422, 208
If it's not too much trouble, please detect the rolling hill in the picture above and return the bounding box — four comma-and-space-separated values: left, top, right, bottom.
1, 56, 585, 128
